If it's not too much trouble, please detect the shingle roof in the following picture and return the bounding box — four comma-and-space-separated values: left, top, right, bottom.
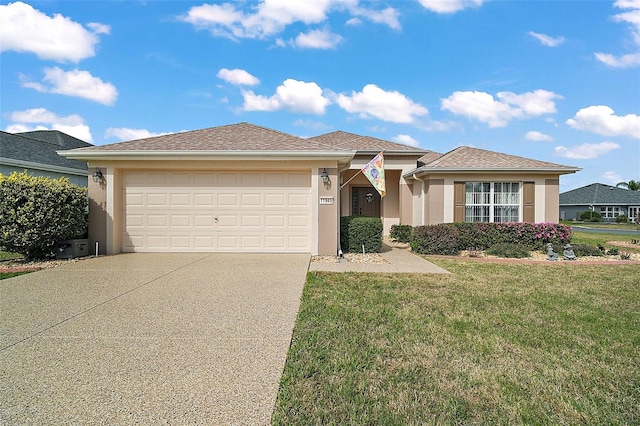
73, 123, 338, 152
418, 151, 443, 165
416, 146, 579, 172
1, 130, 92, 171
308, 130, 425, 153
560, 183, 640, 205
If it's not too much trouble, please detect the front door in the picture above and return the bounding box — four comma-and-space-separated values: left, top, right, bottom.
352, 187, 381, 217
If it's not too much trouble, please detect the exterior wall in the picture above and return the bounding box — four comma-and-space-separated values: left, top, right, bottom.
87, 167, 107, 255
410, 173, 563, 225
0, 163, 88, 187
425, 179, 445, 224
317, 167, 339, 255
87, 159, 341, 255
544, 179, 560, 223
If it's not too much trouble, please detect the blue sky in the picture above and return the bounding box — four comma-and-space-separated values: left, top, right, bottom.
1, 0, 639, 191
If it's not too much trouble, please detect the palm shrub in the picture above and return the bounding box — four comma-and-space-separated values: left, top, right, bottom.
0, 172, 88, 259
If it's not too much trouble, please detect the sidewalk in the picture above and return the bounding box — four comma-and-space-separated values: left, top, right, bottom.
309, 242, 450, 274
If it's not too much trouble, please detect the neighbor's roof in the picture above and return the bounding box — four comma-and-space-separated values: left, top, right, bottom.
308, 130, 426, 154
406, 146, 580, 176
1, 130, 92, 172
560, 183, 640, 205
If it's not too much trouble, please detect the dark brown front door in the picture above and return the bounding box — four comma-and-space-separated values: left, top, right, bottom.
352, 187, 381, 217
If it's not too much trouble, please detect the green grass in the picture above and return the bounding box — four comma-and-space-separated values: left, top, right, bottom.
0, 271, 33, 280
0, 251, 23, 261
273, 261, 640, 425
571, 231, 640, 252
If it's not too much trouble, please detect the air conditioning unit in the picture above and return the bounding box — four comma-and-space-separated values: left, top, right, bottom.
56, 239, 89, 259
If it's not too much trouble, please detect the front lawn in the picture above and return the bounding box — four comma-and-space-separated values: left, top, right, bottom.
273, 261, 640, 424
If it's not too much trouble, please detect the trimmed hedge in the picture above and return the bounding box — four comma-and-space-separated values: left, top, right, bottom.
486, 243, 531, 258
0, 172, 88, 259
454, 222, 572, 250
410, 224, 460, 256
409, 222, 572, 256
340, 216, 383, 253
389, 224, 412, 243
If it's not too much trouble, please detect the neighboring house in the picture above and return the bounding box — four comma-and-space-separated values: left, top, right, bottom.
559, 183, 640, 222
59, 122, 580, 255
0, 130, 92, 187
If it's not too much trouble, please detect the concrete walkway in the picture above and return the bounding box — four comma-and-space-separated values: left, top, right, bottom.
309, 242, 450, 274
0, 253, 309, 425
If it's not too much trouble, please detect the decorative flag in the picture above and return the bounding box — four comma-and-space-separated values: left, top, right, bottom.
361, 151, 386, 198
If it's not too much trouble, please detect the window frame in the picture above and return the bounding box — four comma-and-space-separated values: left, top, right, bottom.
464, 181, 521, 223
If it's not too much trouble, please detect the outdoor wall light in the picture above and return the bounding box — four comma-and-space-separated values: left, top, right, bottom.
320, 168, 330, 184
92, 168, 103, 183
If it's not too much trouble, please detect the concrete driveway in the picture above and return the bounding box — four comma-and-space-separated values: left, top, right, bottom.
0, 253, 310, 425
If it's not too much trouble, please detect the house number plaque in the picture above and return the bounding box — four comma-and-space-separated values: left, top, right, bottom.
319, 197, 334, 205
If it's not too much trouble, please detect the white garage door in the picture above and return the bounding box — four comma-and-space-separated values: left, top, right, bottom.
122, 170, 312, 253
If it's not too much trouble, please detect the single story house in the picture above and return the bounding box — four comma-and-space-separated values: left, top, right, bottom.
0, 130, 93, 187
559, 183, 640, 222
60, 122, 580, 255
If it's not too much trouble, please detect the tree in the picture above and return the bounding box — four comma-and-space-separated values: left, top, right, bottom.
616, 180, 640, 191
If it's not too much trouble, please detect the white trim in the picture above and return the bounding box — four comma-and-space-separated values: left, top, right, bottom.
0, 157, 87, 176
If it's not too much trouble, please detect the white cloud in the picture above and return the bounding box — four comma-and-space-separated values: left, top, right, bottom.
351, 6, 400, 30
602, 171, 623, 185
566, 105, 640, 139
594, 52, 640, 68
242, 79, 330, 114
554, 141, 620, 159
528, 31, 565, 47
21, 67, 118, 105
105, 128, 172, 141
418, 0, 484, 14
336, 84, 428, 123
393, 134, 420, 147
594, 0, 640, 68
441, 89, 561, 127
0, 2, 108, 63
179, 1, 398, 41
294, 29, 343, 49
217, 68, 260, 86
525, 130, 554, 141
7, 108, 93, 142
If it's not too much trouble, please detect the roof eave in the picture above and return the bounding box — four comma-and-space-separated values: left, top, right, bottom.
404, 166, 582, 179
58, 149, 357, 164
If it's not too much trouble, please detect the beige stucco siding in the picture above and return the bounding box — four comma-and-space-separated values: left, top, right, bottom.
411, 173, 563, 224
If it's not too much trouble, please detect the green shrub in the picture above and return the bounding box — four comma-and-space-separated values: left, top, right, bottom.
580, 210, 602, 222
547, 243, 603, 257
340, 216, 382, 253
389, 224, 412, 243
0, 172, 88, 259
410, 224, 459, 255
615, 215, 628, 223
454, 222, 571, 250
486, 243, 531, 258
607, 247, 620, 255
571, 244, 604, 257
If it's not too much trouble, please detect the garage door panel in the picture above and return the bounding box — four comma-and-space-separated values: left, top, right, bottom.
122, 170, 311, 253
